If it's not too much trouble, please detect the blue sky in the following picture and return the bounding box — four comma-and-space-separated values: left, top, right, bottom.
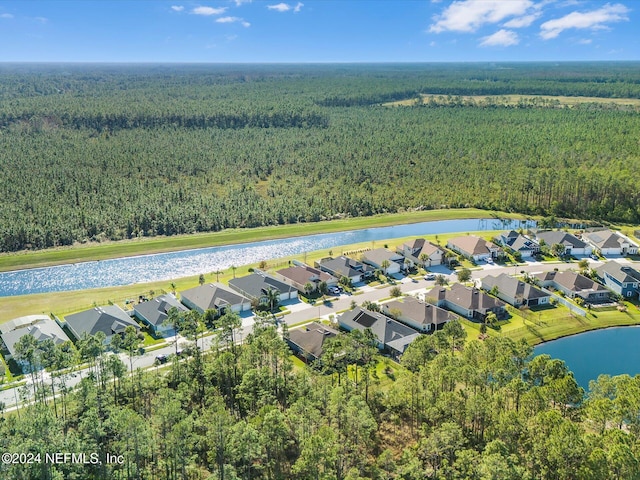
0, 0, 637, 62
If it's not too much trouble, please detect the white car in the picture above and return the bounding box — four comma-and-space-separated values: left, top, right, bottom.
424, 273, 436, 281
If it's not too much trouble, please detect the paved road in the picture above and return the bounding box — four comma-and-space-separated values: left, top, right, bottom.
1, 255, 626, 409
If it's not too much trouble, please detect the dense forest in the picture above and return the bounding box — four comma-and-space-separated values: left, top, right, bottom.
1, 62, 640, 252
3, 317, 640, 479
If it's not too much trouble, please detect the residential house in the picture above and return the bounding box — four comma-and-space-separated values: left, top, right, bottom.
533, 270, 610, 303
426, 283, 507, 321
595, 261, 640, 299
361, 248, 404, 275
480, 273, 550, 308
583, 229, 639, 256
337, 307, 421, 358
133, 293, 189, 336
381, 296, 458, 332
64, 305, 140, 344
229, 271, 298, 305
496, 231, 540, 258
286, 322, 340, 362
274, 265, 338, 293
315, 256, 375, 284
446, 236, 502, 262
1, 315, 71, 364
534, 231, 592, 256
397, 238, 444, 267
180, 283, 252, 315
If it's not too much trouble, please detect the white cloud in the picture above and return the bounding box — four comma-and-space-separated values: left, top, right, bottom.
294, 2, 304, 13
216, 16, 250, 27
192, 6, 227, 16
430, 0, 533, 33
0, 13, 14, 19
480, 29, 520, 46
577, 38, 592, 44
540, 3, 629, 39
234, 0, 252, 5
267, 3, 291, 12
504, 12, 542, 28
171, 5, 184, 12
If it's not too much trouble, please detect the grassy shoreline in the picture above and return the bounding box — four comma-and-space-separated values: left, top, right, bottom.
0, 208, 525, 273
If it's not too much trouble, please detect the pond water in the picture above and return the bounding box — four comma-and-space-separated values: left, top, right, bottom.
0, 217, 534, 297
534, 326, 640, 389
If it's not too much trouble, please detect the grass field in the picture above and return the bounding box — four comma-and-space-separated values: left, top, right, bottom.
0, 208, 521, 273
385, 93, 640, 108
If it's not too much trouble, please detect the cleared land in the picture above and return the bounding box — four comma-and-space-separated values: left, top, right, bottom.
384, 93, 640, 108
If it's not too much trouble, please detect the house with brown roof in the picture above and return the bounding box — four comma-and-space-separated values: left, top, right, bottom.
397, 238, 444, 267
533, 270, 610, 303
286, 322, 340, 362
446, 236, 502, 262
381, 296, 458, 332
315, 256, 375, 283
426, 283, 507, 321
274, 265, 338, 293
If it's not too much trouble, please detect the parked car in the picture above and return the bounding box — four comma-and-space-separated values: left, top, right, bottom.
424, 273, 436, 281
155, 354, 168, 364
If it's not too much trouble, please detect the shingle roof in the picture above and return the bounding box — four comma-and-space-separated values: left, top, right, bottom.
276, 265, 335, 286
535, 231, 586, 249
426, 283, 506, 311
287, 322, 339, 359
584, 230, 635, 249
229, 272, 295, 299
362, 248, 401, 266
596, 261, 640, 284
65, 305, 139, 340
338, 307, 420, 354
448, 236, 499, 256
1, 317, 70, 359
318, 256, 374, 279
133, 293, 188, 327
384, 296, 457, 327
180, 283, 250, 312
482, 273, 549, 302
533, 270, 608, 296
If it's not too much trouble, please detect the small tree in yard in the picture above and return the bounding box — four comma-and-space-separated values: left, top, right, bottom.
381, 259, 391, 276
457, 268, 472, 283
435, 274, 448, 286
390, 286, 403, 298
198, 274, 205, 286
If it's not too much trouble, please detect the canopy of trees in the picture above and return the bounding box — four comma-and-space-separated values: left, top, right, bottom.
4, 319, 640, 479
1, 63, 639, 252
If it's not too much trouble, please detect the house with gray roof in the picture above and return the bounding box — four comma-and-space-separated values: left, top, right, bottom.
533, 270, 609, 303
316, 256, 375, 283
535, 231, 592, 256
583, 229, 639, 256
180, 283, 251, 315
480, 273, 550, 308
381, 296, 457, 332
64, 305, 140, 343
361, 248, 404, 275
133, 293, 189, 336
286, 322, 340, 362
595, 261, 640, 299
337, 307, 421, 358
397, 239, 444, 267
496, 231, 540, 258
447, 236, 502, 262
426, 283, 507, 321
229, 272, 298, 305
1, 315, 71, 362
